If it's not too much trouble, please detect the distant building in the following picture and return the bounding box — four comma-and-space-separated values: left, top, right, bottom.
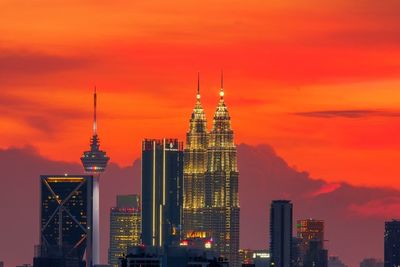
296, 219, 324, 257
141, 139, 184, 248
328, 256, 348, 267
119, 243, 229, 267
303, 240, 327, 267
239, 249, 270, 267
360, 258, 384, 267
35, 175, 93, 266
109, 195, 141, 267
270, 200, 293, 267
119, 246, 162, 267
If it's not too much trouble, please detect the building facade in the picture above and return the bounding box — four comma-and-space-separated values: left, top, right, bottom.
109, 195, 141, 267
384, 220, 400, 267
270, 200, 293, 267
183, 77, 240, 267
205, 81, 240, 267
297, 219, 324, 257
183, 77, 209, 238
141, 139, 184, 248
38, 175, 93, 266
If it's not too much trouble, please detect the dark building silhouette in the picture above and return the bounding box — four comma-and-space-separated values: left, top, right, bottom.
303, 240, 327, 267
360, 258, 384, 267
328, 256, 347, 267
36, 175, 93, 266
119, 243, 229, 267
80, 88, 110, 265
270, 200, 293, 267
141, 139, 184, 248
385, 220, 400, 267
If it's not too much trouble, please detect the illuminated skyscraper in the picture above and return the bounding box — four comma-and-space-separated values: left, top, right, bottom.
81, 88, 110, 265
108, 195, 141, 267
205, 75, 240, 267
38, 175, 93, 266
183, 74, 209, 236
270, 200, 293, 267
141, 139, 184, 248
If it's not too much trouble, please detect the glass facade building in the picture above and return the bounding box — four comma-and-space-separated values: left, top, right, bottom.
39, 175, 93, 265
270, 200, 293, 267
141, 139, 184, 248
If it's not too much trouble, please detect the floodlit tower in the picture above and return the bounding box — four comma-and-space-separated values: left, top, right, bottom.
205, 72, 240, 267
81, 88, 110, 265
183, 73, 209, 236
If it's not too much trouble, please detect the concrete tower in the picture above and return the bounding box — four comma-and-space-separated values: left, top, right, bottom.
81, 88, 110, 265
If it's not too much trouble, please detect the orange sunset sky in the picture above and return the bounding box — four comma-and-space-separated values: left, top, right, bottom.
1, 0, 400, 188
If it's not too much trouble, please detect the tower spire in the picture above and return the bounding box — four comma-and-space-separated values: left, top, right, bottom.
197, 72, 200, 100
93, 86, 97, 135
220, 70, 224, 99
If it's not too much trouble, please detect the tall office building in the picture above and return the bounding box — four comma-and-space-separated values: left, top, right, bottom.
384, 220, 400, 267
38, 175, 93, 266
205, 76, 240, 267
297, 219, 325, 260
109, 195, 141, 267
270, 200, 293, 267
183, 75, 240, 267
183, 75, 209, 235
81, 88, 110, 265
141, 139, 184, 248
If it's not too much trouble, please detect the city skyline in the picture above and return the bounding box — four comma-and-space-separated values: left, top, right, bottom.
1, 1, 400, 267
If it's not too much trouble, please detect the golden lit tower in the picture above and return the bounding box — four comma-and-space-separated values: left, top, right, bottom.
205, 73, 240, 267
183, 74, 209, 236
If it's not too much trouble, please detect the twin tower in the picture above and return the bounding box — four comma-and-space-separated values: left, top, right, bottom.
184, 75, 240, 266
141, 74, 240, 267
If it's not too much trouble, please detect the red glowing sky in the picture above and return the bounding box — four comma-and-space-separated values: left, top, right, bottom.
1, 0, 400, 188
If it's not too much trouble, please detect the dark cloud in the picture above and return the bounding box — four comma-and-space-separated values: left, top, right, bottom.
0, 49, 90, 77
0, 93, 86, 135
0, 144, 396, 267
293, 109, 400, 118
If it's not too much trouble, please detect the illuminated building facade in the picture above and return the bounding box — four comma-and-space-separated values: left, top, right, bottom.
297, 219, 325, 262
81, 88, 110, 265
270, 200, 293, 267
108, 195, 141, 267
183, 75, 240, 267
384, 220, 400, 267
205, 79, 240, 267
183, 75, 209, 236
38, 175, 93, 266
141, 139, 184, 248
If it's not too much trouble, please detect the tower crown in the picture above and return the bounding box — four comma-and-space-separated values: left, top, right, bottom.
81, 88, 110, 174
